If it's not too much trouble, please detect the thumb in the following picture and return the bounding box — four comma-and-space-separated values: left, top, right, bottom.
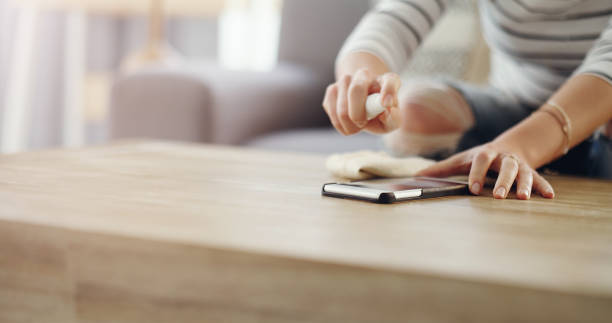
378, 105, 401, 131
377, 72, 401, 108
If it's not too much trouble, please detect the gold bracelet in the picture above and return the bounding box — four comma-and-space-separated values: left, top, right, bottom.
546, 100, 572, 154
535, 100, 572, 155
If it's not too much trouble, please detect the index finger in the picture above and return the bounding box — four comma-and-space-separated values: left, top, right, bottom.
467, 150, 497, 195
348, 69, 375, 127
416, 152, 470, 178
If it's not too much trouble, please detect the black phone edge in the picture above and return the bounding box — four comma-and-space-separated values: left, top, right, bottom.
321, 182, 469, 204
420, 184, 469, 199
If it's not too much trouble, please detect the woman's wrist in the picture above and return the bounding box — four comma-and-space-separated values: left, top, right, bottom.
490, 106, 570, 169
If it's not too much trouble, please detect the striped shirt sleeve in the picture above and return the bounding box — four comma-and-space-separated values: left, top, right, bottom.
574, 16, 612, 85
336, 0, 451, 72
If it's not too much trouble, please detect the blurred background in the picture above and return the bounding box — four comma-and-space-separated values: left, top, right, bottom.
0, 0, 487, 154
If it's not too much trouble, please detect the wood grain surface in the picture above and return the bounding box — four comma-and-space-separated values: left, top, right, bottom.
0, 141, 611, 322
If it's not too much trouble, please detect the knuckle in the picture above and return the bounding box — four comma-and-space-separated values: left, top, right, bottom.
474, 150, 491, 164
500, 175, 514, 186
499, 174, 516, 187
326, 84, 337, 95
348, 82, 366, 95
381, 83, 394, 92
349, 113, 365, 125
519, 168, 533, 181
339, 109, 350, 120
381, 76, 394, 87
382, 72, 400, 85
340, 74, 352, 85
355, 68, 371, 79
506, 158, 519, 171
329, 118, 341, 131
322, 95, 331, 108
519, 179, 533, 190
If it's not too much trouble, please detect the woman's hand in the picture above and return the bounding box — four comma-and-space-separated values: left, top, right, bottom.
322, 68, 402, 135
416, 142, 555, 200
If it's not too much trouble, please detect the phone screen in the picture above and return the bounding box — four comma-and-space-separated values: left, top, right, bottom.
352, 178, 464, 191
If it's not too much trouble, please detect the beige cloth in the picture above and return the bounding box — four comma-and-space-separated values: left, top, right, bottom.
326, 150, 436, 180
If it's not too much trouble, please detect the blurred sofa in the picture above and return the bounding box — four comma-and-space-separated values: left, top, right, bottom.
110, 0, 487, 154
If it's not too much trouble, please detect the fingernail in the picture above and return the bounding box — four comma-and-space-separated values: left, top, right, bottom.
546, 188, 555, 198
383, 94, 393, 107
495, 187, 506, 198
519, 188, 530, 199
471, 182, 481, 194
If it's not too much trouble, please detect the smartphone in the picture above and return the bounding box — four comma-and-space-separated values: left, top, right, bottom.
321, 177, 468, 204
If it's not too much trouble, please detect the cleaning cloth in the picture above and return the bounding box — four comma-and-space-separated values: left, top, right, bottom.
326, 150, 436, 180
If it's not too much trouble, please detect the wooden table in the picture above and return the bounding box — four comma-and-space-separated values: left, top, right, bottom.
1, 141, 611, 323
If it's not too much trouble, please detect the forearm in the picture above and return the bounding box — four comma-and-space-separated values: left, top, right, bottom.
335, 51, 391, 80
493, 74, 612, 168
